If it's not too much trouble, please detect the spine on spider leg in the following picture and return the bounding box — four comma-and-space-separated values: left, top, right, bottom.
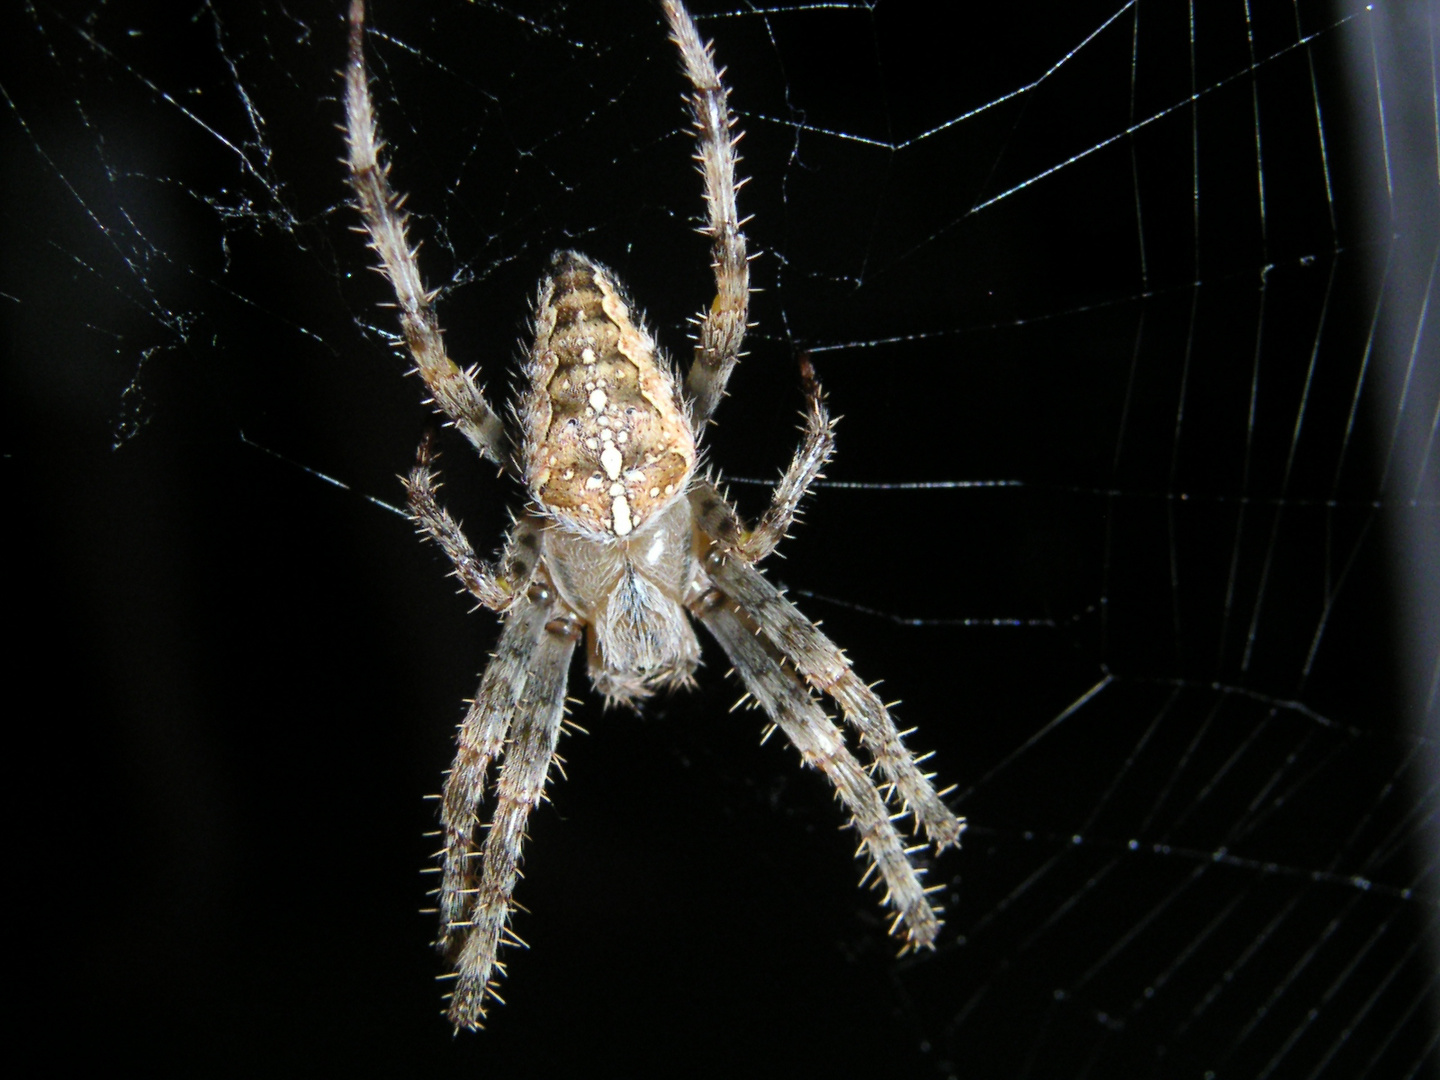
341, 0, 506, 461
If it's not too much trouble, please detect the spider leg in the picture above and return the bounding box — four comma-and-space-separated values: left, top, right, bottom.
434, 583, 552, 955
445, 597, 580, 1031
344, 0, 507, 463
693, 358, 836, 563
404, 433, 538, 612
663, 0, 751, 427
697, 597, 944, 950
698, 527, 966, 851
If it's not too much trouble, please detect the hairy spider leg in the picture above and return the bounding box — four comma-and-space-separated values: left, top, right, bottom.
704, 540, 966, 853
698, 600, 945, 949
663, 0, 751, 427
404, 435, 540, 612
405, 439, 559, 959
444, 597, 579, 1030
432, 588, 551, 953
691, 359, 837, 564
344, 0, 508, 463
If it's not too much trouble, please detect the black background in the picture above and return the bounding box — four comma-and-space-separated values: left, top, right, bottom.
4, 1, 1436, 1077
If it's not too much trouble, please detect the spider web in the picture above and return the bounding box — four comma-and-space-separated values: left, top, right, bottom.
3, 1, 1435, 1076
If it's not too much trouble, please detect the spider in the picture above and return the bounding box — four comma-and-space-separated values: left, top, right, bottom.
343, 0, 965, 1031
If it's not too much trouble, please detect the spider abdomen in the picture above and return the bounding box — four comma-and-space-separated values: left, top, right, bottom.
521, 251, 696, 539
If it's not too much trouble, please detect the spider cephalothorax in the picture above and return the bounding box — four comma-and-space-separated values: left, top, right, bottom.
344, 0, 964, 1031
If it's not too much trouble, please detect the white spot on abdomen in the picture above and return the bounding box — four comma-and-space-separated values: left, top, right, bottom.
612, 495, 632, 536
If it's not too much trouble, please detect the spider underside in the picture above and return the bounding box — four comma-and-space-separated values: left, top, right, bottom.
343, 0, 966, 1031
